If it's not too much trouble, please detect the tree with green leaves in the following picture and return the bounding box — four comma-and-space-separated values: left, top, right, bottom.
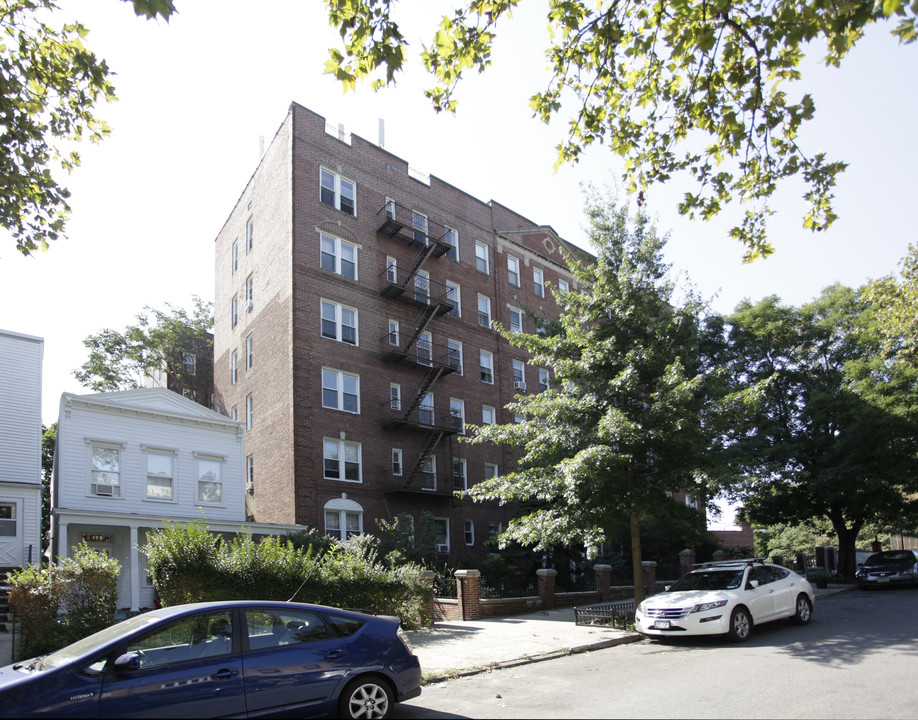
41, 422, 55, 554
465, 193, 727, 602
1, 0, 176, 258
325, 0, 916, 260
73, 296, 212, 398
862, 243, 918, 367
724, 285, 918, 580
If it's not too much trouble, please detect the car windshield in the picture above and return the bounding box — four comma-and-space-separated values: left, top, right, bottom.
31, 613, 163, 671
866, 551, 915, 565
668, 569, 745, 591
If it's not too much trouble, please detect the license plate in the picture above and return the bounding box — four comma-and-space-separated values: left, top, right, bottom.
653, 620, 671, 629
878, 577, 890, 583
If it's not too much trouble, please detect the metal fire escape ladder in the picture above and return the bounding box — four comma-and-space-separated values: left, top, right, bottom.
397, 302, 440, 357
406, 430, 446, 485
401, 366, 447, 420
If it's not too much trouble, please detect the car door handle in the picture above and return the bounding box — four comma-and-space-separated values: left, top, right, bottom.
212, 669, 240, 679
326, 649, 347, 660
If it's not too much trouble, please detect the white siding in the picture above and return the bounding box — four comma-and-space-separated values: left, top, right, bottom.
0, 330, 43, 486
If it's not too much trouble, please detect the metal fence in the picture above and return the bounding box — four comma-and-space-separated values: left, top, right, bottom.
574, 601, 636, 629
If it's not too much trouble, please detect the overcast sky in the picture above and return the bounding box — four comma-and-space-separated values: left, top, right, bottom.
2, 1, 915, 459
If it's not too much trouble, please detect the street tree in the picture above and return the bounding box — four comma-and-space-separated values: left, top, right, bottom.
324, 0, 916, 261
465, 193, 727, 602
1, 0, 176, 258
724, 285, 918, 579
73, 296, 212, 396
862, 243, 918, 367
40, 422, 55, 553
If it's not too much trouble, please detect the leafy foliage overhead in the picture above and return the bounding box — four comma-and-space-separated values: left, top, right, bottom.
324, 0, 916, 260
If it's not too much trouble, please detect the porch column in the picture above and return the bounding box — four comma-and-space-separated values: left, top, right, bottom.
129, 525, 140, 612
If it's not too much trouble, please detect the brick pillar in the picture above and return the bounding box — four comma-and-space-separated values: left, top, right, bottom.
679, 548, 695, 578
593, 564, 612, 601
420, 569, 436, 626
454, 569, 481, 621
795, 553, 807, 573
641, 561, 657, 598
537, 568, 558, 610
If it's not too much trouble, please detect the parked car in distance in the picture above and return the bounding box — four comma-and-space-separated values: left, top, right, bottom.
635, 558, 815, 643
856, 549, 918, 589
0, 600, 421, 719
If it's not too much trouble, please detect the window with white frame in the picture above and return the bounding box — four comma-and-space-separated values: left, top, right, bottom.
246, 216, 254, 253
434, 517, 449, 552
183, 353, 196, 375
230, 295, 238, 329
477, 294, 491, 328
246, 394, 254, 430
484, 463, 499, 480
464, 519, 475, 546
417, 331, 432, 366
231, 350, 238, 385
231, 405, 237, 421
475, 241, 489, 274
246, 454, 254, 493
395, 513, 414, 546
392, 448, 403, 476
450, 398, 465, 434
445, 280, 461, 317
385, 197, 395, 219
390, 383, 401, 411
509, 306, 523, 333
197, 456, 223, 504
388, 320, 399, 347
443, 226, 458, 261
145, 450, 175, 500
90, 444, 121, 497
488, 520, 503, 539
558, 279, 570, 294
231, 239, 238, 274
538, 368, 550, 393
320, 233, 357, 279
421, 456, 437, 490
245, 274, 254, 312
507, 255, 520, 286
512, 359, 526, 390
533, 267, 545, 297
320, 300, 358, 345
320, 168, 356, 215
480, 350, 494, 383
322, 368, 360, 413
452, 458, 467, 491
323, 439, 361, 482
514, 412, 525, 423
324, 497, 363, 540
0, 503, 15, 538
414, 269, 430, 304
412, 211, 428, 244
482, 405, 496, 425
419, 393, 434, 426
246, 334, 254, 371
386, 256, 397, 283
447, 339, 463, 374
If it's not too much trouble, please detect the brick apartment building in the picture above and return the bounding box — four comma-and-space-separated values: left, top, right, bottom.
213, 102, 582, 562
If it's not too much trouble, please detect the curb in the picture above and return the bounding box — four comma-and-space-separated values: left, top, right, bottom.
421, 632, 644, 684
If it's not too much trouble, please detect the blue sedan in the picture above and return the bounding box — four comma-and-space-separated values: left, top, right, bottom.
0, 601, 422, 718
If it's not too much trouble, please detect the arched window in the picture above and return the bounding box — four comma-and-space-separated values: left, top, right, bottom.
324, 497, 363, 541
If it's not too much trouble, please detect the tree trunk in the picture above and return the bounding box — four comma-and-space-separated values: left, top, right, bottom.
833, 522, 860, 582
631, 512, 644, 604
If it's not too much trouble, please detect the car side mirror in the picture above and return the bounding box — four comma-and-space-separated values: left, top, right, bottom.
664, 585, 671, 591
748, 579, 759, 589
113, 652, 142, 671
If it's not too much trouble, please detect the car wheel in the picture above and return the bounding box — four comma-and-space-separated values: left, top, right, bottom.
727, 607, 752, 643
339, 675, 393, 719
790, 594, 812, 625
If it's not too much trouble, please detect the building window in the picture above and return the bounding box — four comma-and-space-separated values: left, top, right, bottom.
450, 398, 465, 434
145, 451, 174, 500
443, 226, 458, 261
475, 241, 489, 274
464, 520, 475, 546
320, 233, 357, 280
414, 269, 430, 304
509, 306, 523, 333
385, 197, 395, 219
323, 439, 362, 482
412, 211, 428, 244
246, 454, 254, 493
322, 368, 360, 413
388, 320, 399, 347
392, 449, 403, 476
245, 274, 254, 312
0, 503, 16, 538
246, 334, 254, 371
488, 520, 503, 539
480, 350, 494, 384
231, 239, 238, 274
390, 383, 401, 411
320, 167, 356, 215
230, 350, 238, 385
482, 405, 496, 425
533, 267, 545, 298
485, 463, 499, 480
477, 294, 491, 328
324, 498, 363, 540
515, 412, 525, 423
231, 405, 237, 421
417, 331, 432, 366
419, 393, 435, 426
197, 457, 223, 504
230, 295, 238, 329
246, 216, 254, 253
558, 279, 570, 294
447, 339, 463, 374
395, 514, 414, 546
445, 281, 461, 317
246, 394, 253, 430
539, 368, 550, 393
507, 255, 520, 287
90, 445, 120, 497
512, 359, 526, 390
386, 256, 397, 283
434, 517, 449, 552
452, 458, 467, 491
421, 456, 437, 490
320, 300, 358, 345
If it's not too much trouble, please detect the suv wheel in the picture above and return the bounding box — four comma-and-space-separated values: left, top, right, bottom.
727, 607, 752, 643
790, 594, 812, 625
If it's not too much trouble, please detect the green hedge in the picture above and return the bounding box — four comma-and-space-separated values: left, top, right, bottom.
143, 521, 432, 629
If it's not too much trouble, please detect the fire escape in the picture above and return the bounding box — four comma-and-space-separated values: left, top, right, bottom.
377, 201, 461, 495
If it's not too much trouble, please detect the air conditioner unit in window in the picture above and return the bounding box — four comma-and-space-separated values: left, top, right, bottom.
94, 484, 114, 497
436, 544, 450, 553
513, 381, 527, 391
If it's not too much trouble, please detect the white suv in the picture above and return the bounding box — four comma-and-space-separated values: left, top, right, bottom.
635, 559, 815, 642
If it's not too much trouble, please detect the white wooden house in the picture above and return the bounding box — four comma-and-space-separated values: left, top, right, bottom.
51, 388, 300, 612
0, 329, 44, 572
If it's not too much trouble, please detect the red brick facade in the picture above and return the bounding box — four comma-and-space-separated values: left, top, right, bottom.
214, 103, 579, 563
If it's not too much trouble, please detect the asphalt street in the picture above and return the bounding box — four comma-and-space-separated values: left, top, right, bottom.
393, 586, 918, 719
